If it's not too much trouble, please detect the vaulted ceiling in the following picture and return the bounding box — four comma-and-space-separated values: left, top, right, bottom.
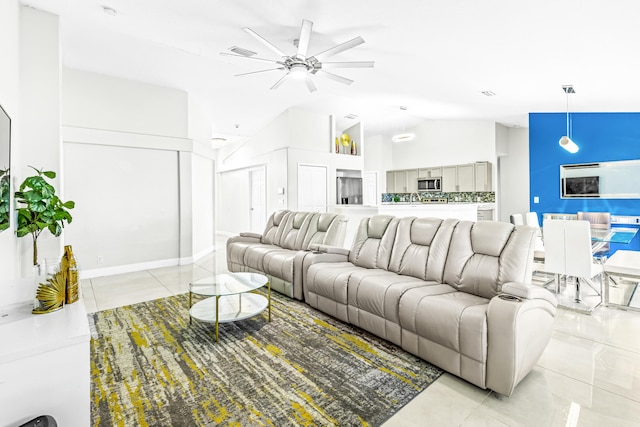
23, 0, 640, 145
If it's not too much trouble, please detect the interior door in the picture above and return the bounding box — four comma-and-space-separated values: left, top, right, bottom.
298, 164, 327, 212
249, 166, 266, 233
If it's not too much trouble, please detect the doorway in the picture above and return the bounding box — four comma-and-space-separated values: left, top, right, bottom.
249, 166, 266, 232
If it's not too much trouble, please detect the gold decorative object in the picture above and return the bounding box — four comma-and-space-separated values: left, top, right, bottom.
32, 268, 66, 314
63, 245, 79, 304
340, 133, 351, 147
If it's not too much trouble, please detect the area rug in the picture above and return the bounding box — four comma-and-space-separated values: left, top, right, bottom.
90, 292, 442, 426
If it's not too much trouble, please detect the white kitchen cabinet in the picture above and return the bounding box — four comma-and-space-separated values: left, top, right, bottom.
442, 166, 457, 192
386, 171, 395, 193
393, 170, 408, 192
406, 169, 419, 192
474, 161, 493, 191
457, 163, 475, 192
418, 167, 442, 178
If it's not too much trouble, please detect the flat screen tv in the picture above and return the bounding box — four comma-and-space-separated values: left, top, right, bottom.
562, 176, 600, 198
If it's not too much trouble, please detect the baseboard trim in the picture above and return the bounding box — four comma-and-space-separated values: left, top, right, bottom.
80, 258, 180, 279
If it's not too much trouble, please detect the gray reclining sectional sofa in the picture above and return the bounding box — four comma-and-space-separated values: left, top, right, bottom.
227, 211, 557, 397
226, 210, 348, 298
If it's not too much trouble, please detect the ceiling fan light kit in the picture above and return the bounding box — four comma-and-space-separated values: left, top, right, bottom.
222, 19, 374, 92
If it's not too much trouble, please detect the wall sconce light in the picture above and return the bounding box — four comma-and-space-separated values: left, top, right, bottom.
559, 85, 579, 153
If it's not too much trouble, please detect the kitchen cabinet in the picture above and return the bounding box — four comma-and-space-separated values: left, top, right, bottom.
474, 161, 493, 191
442, 166, 457, 192
393, 170, 408, 192
387, 162, 492, 193
386, 171, 394, 193
418, 167, 442, 178
457, 163, 475, 192
406, 169, 419, 192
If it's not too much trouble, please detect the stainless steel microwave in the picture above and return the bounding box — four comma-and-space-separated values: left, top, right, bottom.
417, 177, 441, 191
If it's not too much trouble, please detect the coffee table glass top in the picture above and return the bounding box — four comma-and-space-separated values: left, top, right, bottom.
190, 272, 269, 297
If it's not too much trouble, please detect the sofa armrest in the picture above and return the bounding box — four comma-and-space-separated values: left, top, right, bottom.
317, 244, 350, 256
485, 283, 557, 397
292, 247, 351, 301
502, 282, 558, 308
239, 231, 263, 239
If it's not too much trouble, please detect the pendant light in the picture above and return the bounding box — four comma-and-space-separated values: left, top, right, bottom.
559, 85, 579, 153
391, 106, 415, 143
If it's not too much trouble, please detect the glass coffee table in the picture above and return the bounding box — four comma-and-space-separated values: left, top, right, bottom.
189, 272, 271, 341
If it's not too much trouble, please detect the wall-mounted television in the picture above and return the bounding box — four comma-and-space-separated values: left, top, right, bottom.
562, 176, 600, 198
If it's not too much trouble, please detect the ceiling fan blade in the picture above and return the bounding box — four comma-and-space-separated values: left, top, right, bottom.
297, 19, 313, 58
270, 74, 289, 90
321, 61, 375, 69
235, 68, 285, 77
317, 70, 353, 85
243, 27, 288, 58
220, 52, 283, 65
304, 75, 317, 92
311, 36, 365, 62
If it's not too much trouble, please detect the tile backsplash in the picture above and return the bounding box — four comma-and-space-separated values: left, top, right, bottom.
381, 192, 495, 203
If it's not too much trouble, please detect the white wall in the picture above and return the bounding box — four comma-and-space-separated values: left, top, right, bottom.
0, 0, 20, 282
61, 68, 195, 276
63, 68, 188, 138
64, 143, 180, 271
391, 120, 497, 169
18, 7, 62, 274
191, 153, 215, 258
498, 127, 530, 222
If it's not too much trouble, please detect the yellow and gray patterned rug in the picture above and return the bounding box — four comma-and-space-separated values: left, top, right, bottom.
90, 292, 442, 426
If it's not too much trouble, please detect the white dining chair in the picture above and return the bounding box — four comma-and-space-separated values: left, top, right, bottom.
525, 212, 545, 263
509, 213, 524, 226
542, 219, 566, 293
563, 220, 604, 303
542, 219, 604, 304
577, 211, 611, 258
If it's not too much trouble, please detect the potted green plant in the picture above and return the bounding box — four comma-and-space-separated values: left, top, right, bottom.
15, 166, 75, 266
0, 168, 9, 232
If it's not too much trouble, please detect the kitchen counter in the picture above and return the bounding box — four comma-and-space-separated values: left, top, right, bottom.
378, 203, 482, 221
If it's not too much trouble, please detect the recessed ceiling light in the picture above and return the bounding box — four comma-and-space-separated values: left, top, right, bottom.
344, 114, 358, 120
102, 6, 117, 16
399, 106, 408, 110
229, 46, 257, 57
481, 90, 496, 96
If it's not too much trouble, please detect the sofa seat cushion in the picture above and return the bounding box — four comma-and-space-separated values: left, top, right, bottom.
243, 244, 282, 272
347, 271, 438, 345
261, 248, 299, 283
399, 288, 489, 388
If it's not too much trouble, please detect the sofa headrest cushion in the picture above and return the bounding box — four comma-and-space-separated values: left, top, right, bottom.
367, 215, 395, 239
317, 213, 337, 232
273, 210, 289, 226
471, 221, 513, 257
410, 217, 441, 246
292, 212, 308, 229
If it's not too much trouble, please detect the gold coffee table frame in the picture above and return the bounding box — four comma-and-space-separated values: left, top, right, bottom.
189, 272, 271, 341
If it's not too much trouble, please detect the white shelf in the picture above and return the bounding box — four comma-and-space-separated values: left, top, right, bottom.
190, 293, 268, 324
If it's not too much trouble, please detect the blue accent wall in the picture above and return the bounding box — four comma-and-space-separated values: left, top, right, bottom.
529, 112, 640, 216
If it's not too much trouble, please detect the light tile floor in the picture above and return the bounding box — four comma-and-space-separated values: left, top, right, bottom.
81, 236, 640, 426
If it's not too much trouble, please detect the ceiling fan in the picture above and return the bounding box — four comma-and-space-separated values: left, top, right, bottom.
221, 19, 374, 92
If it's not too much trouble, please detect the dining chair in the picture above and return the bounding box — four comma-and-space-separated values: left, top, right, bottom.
563, 220, 604, 303
509, 213, 524, 225
542, 219, 566, 293
577, 211, 611, 258
525, 212, 545, 263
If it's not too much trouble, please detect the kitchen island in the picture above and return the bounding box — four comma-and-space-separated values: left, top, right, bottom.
329, 203, 495, 248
